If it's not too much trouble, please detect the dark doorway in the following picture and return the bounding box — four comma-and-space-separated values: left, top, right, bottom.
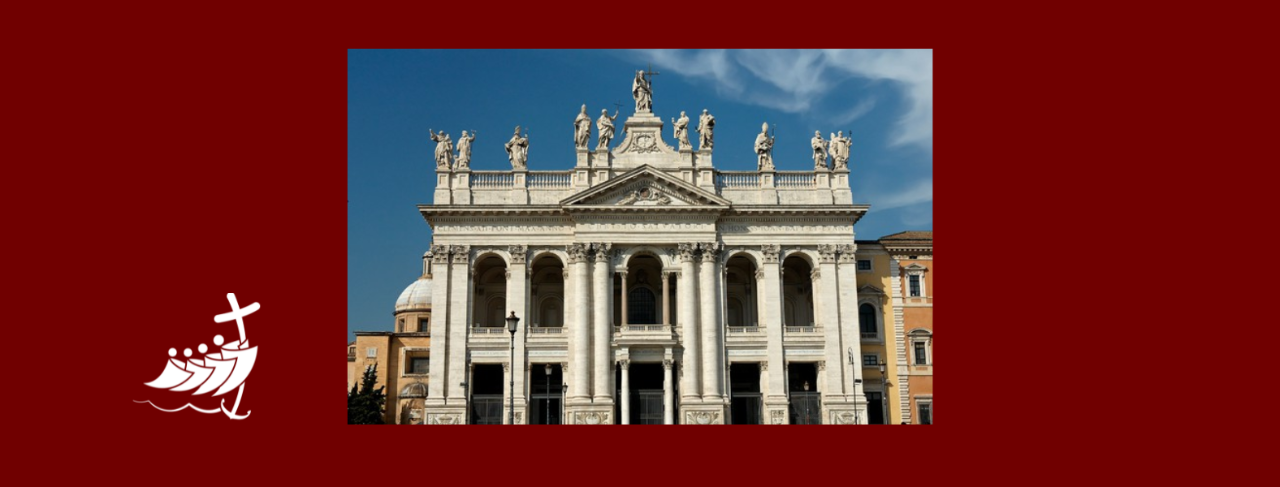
730, 363, 761, 424
470, 364, 504, 424
788, 362, 821, 424
866, 391, 884, 424
616, 362, 665, 424
530, 364, 563, 424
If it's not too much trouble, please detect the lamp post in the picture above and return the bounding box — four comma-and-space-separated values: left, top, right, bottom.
848, 348, 862, 425
544, 363, 552, 425
506, 311, 520, 425
879, 359, 889, 425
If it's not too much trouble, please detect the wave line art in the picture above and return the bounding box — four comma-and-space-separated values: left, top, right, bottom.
133, 399, 221, 414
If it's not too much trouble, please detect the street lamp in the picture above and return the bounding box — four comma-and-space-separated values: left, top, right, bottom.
848, 347, 862, 425
544, 363, 552, 425
879, 359, 889, 425
506, 311, 520, 425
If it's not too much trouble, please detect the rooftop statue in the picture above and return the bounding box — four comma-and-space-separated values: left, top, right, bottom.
632, 70, 652, 112
504, 126, 529, 170
574, 105, 591, 150
429, 129, 454, 170
697, 109, 715, 150
672, 111, 691, 150
812, 131, 829, 170
755, 122, 775, 171
831, 130, 852, 169
456, 130, 475, 169
597, 109, 619, 150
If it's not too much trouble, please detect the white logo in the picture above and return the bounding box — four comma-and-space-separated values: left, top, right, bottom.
135, 293, 260, 420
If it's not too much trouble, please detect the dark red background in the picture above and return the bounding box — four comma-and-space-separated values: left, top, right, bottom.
9, 6, 1129, 483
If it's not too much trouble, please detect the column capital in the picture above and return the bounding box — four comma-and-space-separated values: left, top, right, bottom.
677, 243, 698, 262
504, 269, 512, 280
754, 269, 765, 281
452, 244, 471, 264
760, 361, 768, 371
431, 244, 451, 263
503, 362, 511, 373
837, 243, 858, 263
508, 244, 528, 264
567, 243, 589, 263
592, 242, 613, 262
663, 359, 673, 370
699, 241, 721, 260
619, 359, 630, 369
811, 268, 821, 281
817, 244, 838, 264
562, 269, 569, 280
761, 244, 780, 263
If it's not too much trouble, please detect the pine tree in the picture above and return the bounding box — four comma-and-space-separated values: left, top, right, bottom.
347, 363, 386, 424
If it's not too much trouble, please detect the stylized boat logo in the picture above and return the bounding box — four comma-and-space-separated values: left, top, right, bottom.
135, 293, 260, 420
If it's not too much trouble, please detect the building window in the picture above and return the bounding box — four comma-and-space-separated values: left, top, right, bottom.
398, 319, 405, 333
859, 303, 878, 339
366, 347, 377, 358
862, 353, 878, 367
856, 260, 872, 272
628, 287, 657, 324
418, 318, 429, 333
410, 357, 429, 375
918, 401, 932, 424
914, 342, 927, 365
903, 263, 927, 298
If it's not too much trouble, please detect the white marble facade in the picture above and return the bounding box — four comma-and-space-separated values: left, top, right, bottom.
422, 81, 870, 424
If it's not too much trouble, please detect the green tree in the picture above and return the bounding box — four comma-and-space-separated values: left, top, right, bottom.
348, 363, 386, 424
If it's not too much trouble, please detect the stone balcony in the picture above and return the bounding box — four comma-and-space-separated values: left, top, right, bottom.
613, 324, 677, 345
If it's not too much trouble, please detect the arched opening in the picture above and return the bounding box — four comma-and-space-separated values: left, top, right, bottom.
619, 253, 666, 326
471, 255, 507, 328
530, 254, 565, 329
782, 255, 815, 329
724, 254, 758, 330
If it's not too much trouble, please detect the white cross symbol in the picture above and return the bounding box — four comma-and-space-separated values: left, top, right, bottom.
214, 293, 260, 342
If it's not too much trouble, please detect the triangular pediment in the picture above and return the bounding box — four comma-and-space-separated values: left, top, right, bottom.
858, 284, 886, 296
560, 165, 730, 208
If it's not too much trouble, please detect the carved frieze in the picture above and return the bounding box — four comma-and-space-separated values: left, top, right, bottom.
831, 411, 856, 425
771, 410, 785, 425
685, 411, 721, 425
427, 414, 460, 425
574, 412, 610, 425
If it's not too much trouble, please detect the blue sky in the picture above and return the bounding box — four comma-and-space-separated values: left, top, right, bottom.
348, 49, 932, 341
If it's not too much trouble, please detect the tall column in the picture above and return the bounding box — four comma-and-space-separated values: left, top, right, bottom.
620, 359, 630, 424
568, 243, 591, 401
699, 242, 723, 400
817, 245, 845, 396
619, 270, 629, 326
677, 243, 700, 402
427, 245, 451, 404
662, 270, 672, 327
507, 245, 529, 415
663, 358, 674, 424
447, 245, 471, 404
760, 245, 786, 404
592, 243, 612, 402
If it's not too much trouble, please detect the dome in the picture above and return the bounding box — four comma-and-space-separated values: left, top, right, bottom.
395, 277, 433, 312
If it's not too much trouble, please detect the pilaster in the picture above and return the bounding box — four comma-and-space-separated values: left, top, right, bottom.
427, 244, 451, 405
446, 245, 471, 406
506, 245, 529, 422
816, 244, 845, 398
759, 245, 787, 409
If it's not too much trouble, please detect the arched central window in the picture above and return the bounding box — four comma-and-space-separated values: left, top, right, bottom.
628, 287, 656, 324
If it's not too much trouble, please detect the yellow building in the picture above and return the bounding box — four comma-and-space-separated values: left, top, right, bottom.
880, 231, 932, 424
348, 252, 434, 424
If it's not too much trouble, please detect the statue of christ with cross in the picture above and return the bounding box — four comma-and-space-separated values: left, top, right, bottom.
632, 63, 659, 112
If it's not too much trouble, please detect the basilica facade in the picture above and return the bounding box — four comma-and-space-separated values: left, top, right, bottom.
349, 77, 933, 425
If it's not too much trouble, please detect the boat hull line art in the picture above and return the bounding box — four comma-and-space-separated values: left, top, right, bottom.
138, 293, 260, 420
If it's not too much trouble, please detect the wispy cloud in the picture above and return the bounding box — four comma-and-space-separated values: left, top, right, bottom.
866, 179, 933, 212
631, 49, 932, 149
